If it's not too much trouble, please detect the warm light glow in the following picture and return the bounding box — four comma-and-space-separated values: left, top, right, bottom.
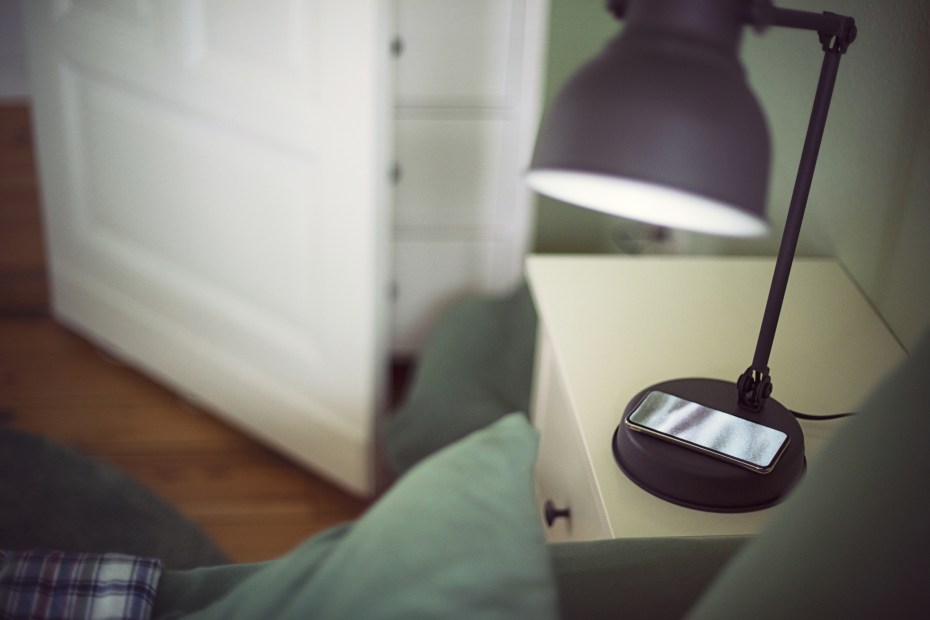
527, 169, 770, 237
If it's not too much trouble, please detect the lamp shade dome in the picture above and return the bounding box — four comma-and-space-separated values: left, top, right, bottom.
528, 0, 772, 237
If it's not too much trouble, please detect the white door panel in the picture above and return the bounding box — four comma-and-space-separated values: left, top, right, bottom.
50, 0, 325, 148
24, 0, 391, 495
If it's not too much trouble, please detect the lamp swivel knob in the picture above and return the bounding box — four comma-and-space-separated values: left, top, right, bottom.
544, 500, 571, 527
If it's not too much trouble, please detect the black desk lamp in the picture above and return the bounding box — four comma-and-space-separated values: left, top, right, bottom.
527, 0, 856, 511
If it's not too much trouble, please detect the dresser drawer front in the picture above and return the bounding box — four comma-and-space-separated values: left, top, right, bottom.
532, 332, 610, 541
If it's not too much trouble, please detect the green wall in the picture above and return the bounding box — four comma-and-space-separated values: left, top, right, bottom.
532, 0, 619, 253
532, 0, 930, 351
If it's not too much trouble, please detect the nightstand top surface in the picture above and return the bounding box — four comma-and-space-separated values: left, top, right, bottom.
527, 255, 907, 537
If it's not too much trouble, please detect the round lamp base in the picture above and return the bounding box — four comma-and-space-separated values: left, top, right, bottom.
613, 378, 806, 512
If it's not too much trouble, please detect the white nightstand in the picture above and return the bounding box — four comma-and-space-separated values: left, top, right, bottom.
527, 255, 906, 542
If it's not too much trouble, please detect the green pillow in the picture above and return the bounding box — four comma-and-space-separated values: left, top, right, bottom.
154, 414, 558, 620
385, 284, 538, 475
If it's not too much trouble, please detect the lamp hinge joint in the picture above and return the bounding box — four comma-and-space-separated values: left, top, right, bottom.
819, 13, 857, 53
737, 366, 773, 412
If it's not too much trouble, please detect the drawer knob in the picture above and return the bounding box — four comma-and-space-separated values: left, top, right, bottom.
544, 500, 571, 527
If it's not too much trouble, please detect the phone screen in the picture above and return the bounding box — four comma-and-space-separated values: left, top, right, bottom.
625, 390, 789, 474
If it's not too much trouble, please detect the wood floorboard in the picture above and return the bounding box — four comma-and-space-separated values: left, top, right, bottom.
0, 316, 373, 563
0, 103, 384, 563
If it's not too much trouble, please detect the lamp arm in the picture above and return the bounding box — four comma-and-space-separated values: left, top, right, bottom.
607, 0, 858, 50
736, 19, 854, 412
765, 8, 857, 50
601, 0, 857, 411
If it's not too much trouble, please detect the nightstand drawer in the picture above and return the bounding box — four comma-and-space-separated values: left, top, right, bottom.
532, 330, 610, 541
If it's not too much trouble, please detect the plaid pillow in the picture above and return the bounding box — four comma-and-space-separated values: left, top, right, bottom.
0, 550, 162, 620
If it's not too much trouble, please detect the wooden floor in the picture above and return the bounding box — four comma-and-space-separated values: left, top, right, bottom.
0, 104, 406, 563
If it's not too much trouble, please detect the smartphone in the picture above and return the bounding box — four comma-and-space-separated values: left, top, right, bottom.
624, 390, 789, 474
